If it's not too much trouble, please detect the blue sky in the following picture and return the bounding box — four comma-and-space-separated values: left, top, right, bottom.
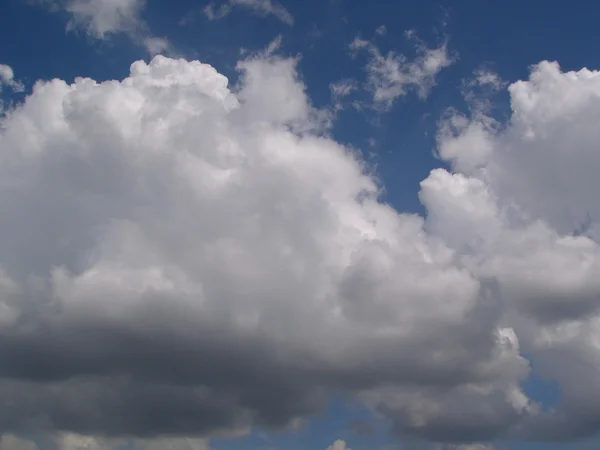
2, 1, 600, 450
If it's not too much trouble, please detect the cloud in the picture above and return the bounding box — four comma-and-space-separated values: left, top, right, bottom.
375, 25, 387, 36
33, 0, 171, 55
350, 32, 453, 110
434, 60, 600, 440
330, 79, 357, 111
0, 433, 210, 450
143, 36, 172, 56
3, 45, 600, 447
472, 69, 505, 90
0, 65, 24, 93
0, 50, 528, 445
203, 0, 294, 25
330, 79, 357, 98
63, 0, 145, 38
0, 435, 38, 450
0, 64, 24, 113
326, 440, 351, 450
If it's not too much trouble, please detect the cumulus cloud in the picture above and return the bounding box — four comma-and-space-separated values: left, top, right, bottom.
203, 0, 294, 25
0, 49, 529, 445
2, 43, 600, 447
434, 60, 600, 440
350, 33, 453, 110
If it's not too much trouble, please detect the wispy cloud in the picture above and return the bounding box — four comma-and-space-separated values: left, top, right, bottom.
350, 31, 454, 110
31, 0, 172, 56
203, 0, 294, 25
0, 64, 24, 93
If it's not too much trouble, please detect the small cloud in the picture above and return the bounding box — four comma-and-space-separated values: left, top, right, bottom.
203, 0, 294, 25
349, 36, 370, 51
308, 24, 324, 41
350, 32, 454, 110
143, 37, 171, 56
330, 78, 357, 98
0, 64, 24, 93
203, 2, 232, 20
64, 0, 145, 39
330, 78, 357, 112
472, 68, 505, 90
264, 35, 283, 56
461, 68, 507, 115
375, 25, 387, 36
31, 0, 172, 56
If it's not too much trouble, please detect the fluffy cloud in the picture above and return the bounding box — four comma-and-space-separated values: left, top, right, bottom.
203, 0, 294, 25
434, 60, 600, 440
0, 49, 527, 444
2, 45, 600, 446
350, 33, 453, 110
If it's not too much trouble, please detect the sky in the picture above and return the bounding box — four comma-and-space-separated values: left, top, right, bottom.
2, 0, 600, 450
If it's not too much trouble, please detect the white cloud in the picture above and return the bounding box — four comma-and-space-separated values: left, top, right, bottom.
432, 59, 600, 440
34, 0, 171, 55
143, 36, 171, 56
0, 51, 527, 444
472, 69, 505, 90
202, 2, 232, 20
0, 64, 24, 113
330, 78, 357, 111
330, 79, 357, 98
64, 0, 145, 38
204, 0, 294, 25
350, 33, 453, 110
0, 64, 24, 93
375, 25, 387, 36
